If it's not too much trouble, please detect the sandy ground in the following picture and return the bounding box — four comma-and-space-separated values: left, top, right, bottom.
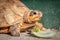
0, 31, 60, 40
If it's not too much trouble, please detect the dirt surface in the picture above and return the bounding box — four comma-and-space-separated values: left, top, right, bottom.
0, 31, 60, 40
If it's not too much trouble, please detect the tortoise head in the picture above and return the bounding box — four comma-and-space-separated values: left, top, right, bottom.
24, 10, 43, 23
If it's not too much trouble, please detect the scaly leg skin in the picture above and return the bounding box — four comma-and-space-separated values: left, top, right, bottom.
20, 23, 35, 31
9, 24, 20, 36
35, 22, 47, 31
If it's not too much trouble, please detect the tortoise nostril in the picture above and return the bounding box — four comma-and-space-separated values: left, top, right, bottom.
39, 12, 43, 17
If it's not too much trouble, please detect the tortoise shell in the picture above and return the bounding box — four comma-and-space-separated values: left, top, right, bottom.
0, 0, 30, 28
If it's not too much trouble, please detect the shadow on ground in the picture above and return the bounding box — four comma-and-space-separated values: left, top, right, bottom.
0, 31, 60, 40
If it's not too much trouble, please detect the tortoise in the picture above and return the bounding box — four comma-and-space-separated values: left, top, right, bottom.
0, 0, 47, 36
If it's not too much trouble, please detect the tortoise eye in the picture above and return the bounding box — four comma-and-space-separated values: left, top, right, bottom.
33, 12, 36, 15
29, 11, 37, 16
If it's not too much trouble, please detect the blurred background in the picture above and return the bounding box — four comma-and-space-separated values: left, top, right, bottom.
20, 0, 60, 29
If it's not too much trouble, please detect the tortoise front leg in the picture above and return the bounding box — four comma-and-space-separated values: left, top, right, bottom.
35, 22, 47, 30
9, 24, 20, 36
20, 23, 35, 31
